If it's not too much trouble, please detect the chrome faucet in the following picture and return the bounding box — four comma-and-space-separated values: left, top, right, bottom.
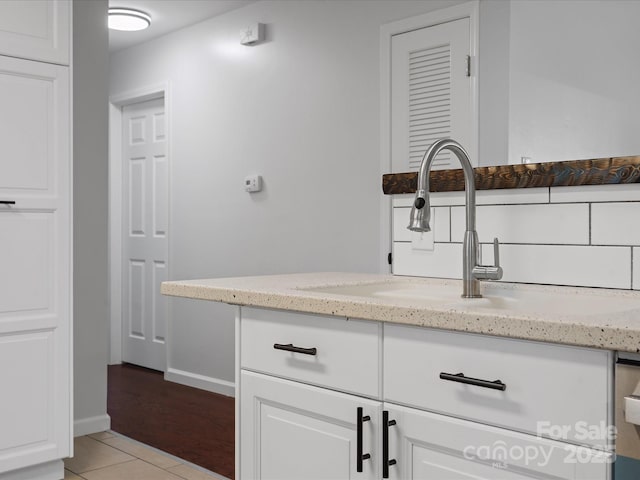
407, 138, 503, 298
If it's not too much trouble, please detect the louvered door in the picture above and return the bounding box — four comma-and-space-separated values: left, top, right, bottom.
391, 17, 473, 172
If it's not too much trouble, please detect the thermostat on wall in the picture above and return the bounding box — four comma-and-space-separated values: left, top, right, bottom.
244, 175, 263, 193
240, 23, 264, 46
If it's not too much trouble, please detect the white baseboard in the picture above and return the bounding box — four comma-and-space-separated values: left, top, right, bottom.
0, 460, 63, 480
165, 368, 235, 397
74, 414, 112, 437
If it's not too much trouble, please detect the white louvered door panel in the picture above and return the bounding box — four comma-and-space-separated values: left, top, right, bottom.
391, 17, 473, 172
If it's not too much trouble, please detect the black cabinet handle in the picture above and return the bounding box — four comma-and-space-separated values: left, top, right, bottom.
356, 407, 371, 472
0, 200, 15, 205
382, 410, 396, 478
439, 372, 506, 391
273, 343, 317, 356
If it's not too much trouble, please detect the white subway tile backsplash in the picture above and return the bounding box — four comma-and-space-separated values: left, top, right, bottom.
392, 188, 549, 207
592, 203, 640, 245
392, 195, 416, 208
480, 243, 631, 289
393, 242, 462, 278
476, 187, 549, 205
393, 207, 450, 243
551, 184, 640, 203
391, 184, 640, 290
450, 204, 589, 244
393, 192, 466, 207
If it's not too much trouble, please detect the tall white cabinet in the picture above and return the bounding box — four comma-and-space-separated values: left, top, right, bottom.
0, 2, 72, 479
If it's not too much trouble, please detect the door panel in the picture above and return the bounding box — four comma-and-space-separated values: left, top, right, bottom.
0, 0, 70, 65
0, 212, 52, 318
0, 56, 68, 199
0, 331, 58, 472
385, 403, 611, 480
122, 97, 168, 371
260, 403, 352, 480
241, 370, 379, 480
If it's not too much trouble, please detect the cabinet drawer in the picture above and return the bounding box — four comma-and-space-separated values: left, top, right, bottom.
240, 307, 380, 398
384, 324, 612, 447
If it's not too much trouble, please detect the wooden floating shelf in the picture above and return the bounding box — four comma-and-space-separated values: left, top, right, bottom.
382, 156, 640, 195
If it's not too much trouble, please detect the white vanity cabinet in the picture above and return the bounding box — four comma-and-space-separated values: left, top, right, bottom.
0, 3, 72, 478
237, 308, 613, 480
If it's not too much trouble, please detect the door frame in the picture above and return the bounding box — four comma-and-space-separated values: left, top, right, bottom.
378, 1, 479, 274
108, 82, 171, 365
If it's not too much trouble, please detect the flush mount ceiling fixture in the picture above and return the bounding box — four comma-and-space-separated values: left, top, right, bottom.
108, 7, 151, 31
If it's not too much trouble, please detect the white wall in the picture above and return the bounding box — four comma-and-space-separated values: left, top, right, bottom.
110, 0, 466, 392
508, 0, 640, 164
73, 0, 110, 434
478, 0, 509, 166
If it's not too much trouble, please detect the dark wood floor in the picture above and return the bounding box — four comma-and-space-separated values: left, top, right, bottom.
107, 363, 235, 479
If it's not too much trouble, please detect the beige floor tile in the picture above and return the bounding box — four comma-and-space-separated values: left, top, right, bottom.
64, 436, 136, 474
88, 431, 115, 441
100, 436, 182, 469
64, 470, 85, 479
82, 459, 185, 480
167, 463, 224, 480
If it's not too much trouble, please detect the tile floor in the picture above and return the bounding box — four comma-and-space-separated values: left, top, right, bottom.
64, 431, 229, 480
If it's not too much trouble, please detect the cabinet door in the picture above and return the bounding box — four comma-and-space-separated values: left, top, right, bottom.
0, 0, 70, 65
241, 370, 380, 480
0, 56, 70, 473
385, 404, 611, 480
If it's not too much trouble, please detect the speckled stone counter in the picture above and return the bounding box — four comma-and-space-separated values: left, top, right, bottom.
161, 272, 640, 353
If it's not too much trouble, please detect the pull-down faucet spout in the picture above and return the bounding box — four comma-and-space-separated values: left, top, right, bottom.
408, 138, 502, 298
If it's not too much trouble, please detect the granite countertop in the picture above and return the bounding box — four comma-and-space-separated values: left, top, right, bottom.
161, 272, 640, 353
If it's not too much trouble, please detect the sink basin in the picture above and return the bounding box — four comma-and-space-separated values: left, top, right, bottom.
306, 281, 465, 303
303, 280, 518, 310
301, 280, 640, 318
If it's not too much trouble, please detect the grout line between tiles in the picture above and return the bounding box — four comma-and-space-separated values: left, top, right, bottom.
631, 247, 634, 290
589, 203, 592, 245
74, 457, 138, 475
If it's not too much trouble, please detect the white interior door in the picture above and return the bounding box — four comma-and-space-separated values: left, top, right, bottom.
121, 97, 168, 372
391, 16, 473, 171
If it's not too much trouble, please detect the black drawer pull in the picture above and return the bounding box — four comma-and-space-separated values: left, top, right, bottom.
273, 343, 317, 356
356, 407, 371, 472
0, 200, 15, 205
439, 372, 506, 391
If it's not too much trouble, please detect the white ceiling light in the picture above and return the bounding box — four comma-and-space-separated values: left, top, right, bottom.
108, 8, 151, 31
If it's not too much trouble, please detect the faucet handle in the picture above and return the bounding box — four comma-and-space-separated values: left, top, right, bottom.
473, 238, 504, 282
